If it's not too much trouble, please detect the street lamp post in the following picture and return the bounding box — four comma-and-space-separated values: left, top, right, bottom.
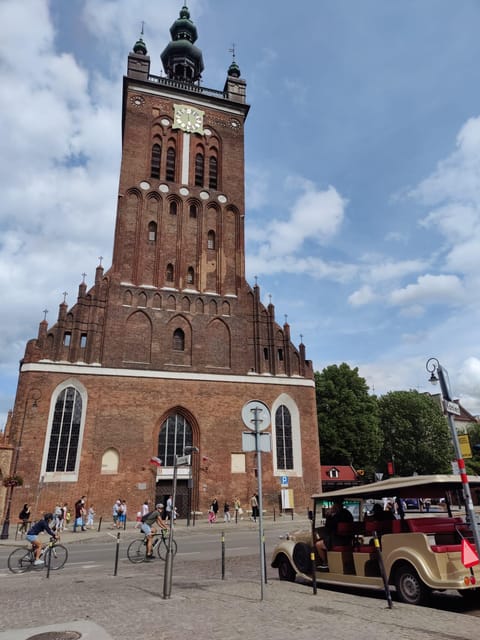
426, 358, 480, 554
1, 390, 40, 540
163, 445, 198, 599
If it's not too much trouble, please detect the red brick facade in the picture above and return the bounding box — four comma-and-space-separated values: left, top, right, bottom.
4, 10, 321, 523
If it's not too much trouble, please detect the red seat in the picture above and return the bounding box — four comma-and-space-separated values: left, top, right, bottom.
356, 545, 375, 553
431, 544, 462, 553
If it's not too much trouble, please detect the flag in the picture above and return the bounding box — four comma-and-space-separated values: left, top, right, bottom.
150, 457, 162, 467
202, 455, 214, 462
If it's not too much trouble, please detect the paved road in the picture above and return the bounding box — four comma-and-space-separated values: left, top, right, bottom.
1, 517, 480, 640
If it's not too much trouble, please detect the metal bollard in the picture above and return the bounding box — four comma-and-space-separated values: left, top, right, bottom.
113, 531, 120, 576
97, 516, 102, 532
46, 543, 52, 579
273, 506, 276, 522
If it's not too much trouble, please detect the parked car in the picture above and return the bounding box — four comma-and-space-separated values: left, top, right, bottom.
271, 474, 480, 605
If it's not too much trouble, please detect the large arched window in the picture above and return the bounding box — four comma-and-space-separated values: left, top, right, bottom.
158, 413, 193, 466
166, 147, 176, 181
150, 143, 161, 178
275, 405, 293, 470
195, 153, 204, 186
166, 263, 174, 282
207, 230, 215, 250
187, 266, 195, 285
46, 386, 83, 472
209, 155, 218, 190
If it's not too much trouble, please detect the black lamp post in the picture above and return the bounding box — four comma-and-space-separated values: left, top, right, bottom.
1, 390, 40, 539
426, 358, 480, 553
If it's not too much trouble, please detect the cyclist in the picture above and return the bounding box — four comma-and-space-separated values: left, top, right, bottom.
26, 513, 59, 565
140, 503, 168, 560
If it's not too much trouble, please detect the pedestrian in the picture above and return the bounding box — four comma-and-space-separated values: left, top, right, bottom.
18, 503, 31, 535
53, 503, 63, 531
223, 500, 231, 523
73, 496, 86, 532
250, 493, 259, 522
233, 496, 243, 521
166, 495, 173, 520
118, 500, 127, 527
112, 499, 121, 528
208, 505, 216, 524
211, 497, 219, 520
86, 504, 95, 528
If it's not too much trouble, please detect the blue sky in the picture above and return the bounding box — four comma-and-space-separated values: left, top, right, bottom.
2, 0, 480, 429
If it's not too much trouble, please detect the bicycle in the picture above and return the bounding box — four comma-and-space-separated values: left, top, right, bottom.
7, 537, 68, 574
127, 529, 177, 563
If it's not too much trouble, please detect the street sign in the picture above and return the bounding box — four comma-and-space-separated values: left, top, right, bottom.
241, 400, 271, 431
444, 400, 461, 416
242, 431, 271, 452
462, 538, 480, 568
459, 434, 473, 459
176, 454, 191, 466
280, 475, 289, 487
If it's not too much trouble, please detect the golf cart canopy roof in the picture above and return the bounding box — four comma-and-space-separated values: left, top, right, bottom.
313, 474, 480, 501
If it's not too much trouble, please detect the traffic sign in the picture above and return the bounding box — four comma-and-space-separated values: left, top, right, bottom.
461, 538, 480, 568
280, 475, 289, 487
241, 400, 271, 431
444, 400, 460, 416
176, 454, 191, 466
242, 431, 271, 452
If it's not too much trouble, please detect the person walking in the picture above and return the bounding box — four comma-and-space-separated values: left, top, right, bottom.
211, 497, 219, 520
250, 494, 259, 522
223, 501, 231, 523
86, 504, 95, 528
18, 503, 31, 535
166, 495, 173, 520
73, 496, 86, 532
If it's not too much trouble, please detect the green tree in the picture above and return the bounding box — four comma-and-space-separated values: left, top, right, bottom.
315, 363, 382, 476
465, 423, 480, 475
378, 390, 453, 476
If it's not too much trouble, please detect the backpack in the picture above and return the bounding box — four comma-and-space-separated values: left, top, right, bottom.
141, 511, 152, 524
19, 509, 27, 520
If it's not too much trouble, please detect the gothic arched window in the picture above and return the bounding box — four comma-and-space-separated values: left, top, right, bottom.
207, 230, 215, 250
150, 143, 161, 179
166, 263, 174, 282
195, 153, 204, 186
187, 267, 194, 285
158, 413, 193, 467
46, 386, 83, 472
166, 147, 176, 181
189, 203, 197, 218
169, 200, 177, 216
173, 328, 185, 351
275, 405, 293, 470
208, 155, 218, 190
148, 221, 157, 242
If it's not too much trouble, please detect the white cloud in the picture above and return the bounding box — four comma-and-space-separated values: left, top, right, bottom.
389, 274, 464, 306
348, 285, 377, 306
254, 181, 347, 258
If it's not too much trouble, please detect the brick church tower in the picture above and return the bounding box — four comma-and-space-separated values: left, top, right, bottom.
4, 6, 321, 523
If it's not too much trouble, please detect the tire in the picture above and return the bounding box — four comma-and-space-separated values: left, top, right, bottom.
45, 544, 68, 570
277, 555, 296, 582
394, 564, 430, 605
8, 548, 33, 574
157, 537, 177, 561
292, 542, 312, 575
127, 539, 147, 563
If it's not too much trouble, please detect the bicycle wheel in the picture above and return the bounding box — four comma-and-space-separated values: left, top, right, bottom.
127, 538, 147, 563
45, 544, 68, 570
8, 547, 33, 574
157, 537, 177, 560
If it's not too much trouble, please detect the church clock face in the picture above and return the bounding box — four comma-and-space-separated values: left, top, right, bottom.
173, 104, 204, 134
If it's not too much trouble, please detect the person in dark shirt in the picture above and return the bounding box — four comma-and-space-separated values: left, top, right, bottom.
26, 513, 58, 565
315, 500, 353, 568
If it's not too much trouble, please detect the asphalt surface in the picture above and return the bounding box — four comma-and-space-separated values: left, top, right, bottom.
1, 516, 480, 640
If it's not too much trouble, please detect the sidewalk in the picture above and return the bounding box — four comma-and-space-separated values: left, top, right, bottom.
0, 511, 301, 546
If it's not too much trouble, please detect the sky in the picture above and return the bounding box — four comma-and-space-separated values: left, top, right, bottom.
2, 0, 480, 429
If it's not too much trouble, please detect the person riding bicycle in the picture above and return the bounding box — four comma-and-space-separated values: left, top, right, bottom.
140, 503, 168, 560
26, 513, 59, 565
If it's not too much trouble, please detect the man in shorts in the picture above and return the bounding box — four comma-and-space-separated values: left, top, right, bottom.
26, 513, 59, 565
140, 503, 169, 559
